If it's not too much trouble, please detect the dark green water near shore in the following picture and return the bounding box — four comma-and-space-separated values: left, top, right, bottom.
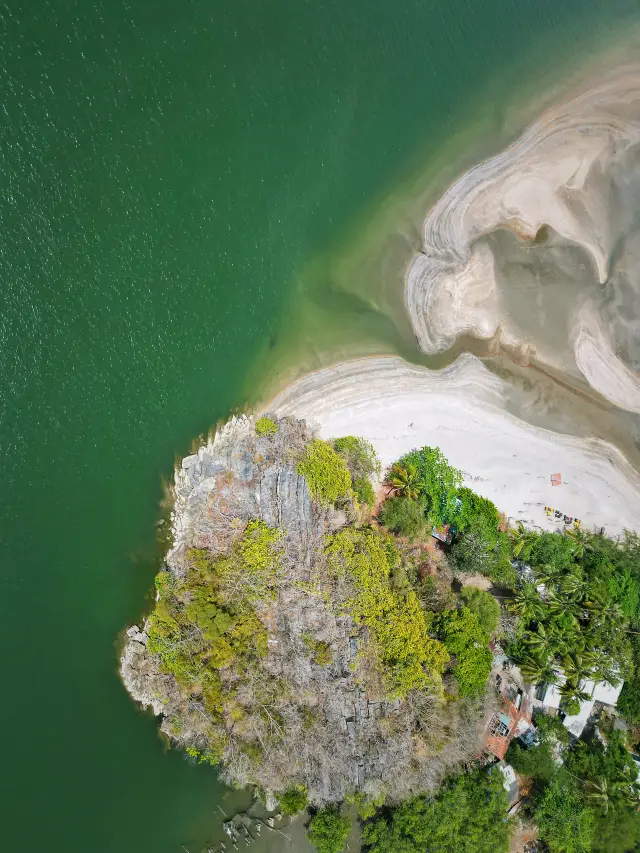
1, 1, 639, 851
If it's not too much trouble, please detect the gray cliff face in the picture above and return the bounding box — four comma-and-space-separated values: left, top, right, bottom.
121, 415, 483, 805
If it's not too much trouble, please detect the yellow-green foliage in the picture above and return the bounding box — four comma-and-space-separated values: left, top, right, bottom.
279, 784, 309, 815
255, 416, 278, 437
216, 519, 283, 603
297, 439, 352, 506
302, 632, 333, 665
325, 528, 448, 698
146, 520, 282, 735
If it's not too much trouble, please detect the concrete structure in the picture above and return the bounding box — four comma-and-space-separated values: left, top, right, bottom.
484, 673, 534, 760
536, 674, 624, 737
497, 761, 519, 805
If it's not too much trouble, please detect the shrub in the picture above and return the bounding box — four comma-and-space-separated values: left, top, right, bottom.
333, 435, 380, 478
313, 641, 333, 666
619, 678, 640, 724
396, 446, 462, 527
325, 527, 448, 697
297, 440, 352, 505
279, 784, 309, 815
434, 607, 492, 697
255, 415, 278, 437
459, 587, 500, 635
145, 520, 283, 744
507, 740, 557, 782
380, 496, 426, 540
307, 806, 350, 853
455, 487, 500, 542
353, 475, 375, 507
534, 773, 594, 853
363, 768, 511, 853
560, 697, 581, 716
529, 532, 574, 572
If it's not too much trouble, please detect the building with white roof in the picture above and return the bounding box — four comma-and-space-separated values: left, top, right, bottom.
536, 673, 624, 737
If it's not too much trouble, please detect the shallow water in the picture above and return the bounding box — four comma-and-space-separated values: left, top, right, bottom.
2, 2, 640, 852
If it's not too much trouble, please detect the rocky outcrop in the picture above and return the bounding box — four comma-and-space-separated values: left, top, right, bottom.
121, 414, 484, 805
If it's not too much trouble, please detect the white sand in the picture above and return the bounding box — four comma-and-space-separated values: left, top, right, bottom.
405, 64, 640, 413
574, 303, 640, 414
269, 355, 640, 536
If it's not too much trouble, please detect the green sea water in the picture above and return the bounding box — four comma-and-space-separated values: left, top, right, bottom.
1, 1, 639, 852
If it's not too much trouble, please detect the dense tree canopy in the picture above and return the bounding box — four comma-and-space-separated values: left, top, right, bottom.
307, 807, 351, 853
434, 607, 492, 698
380, 496, 426, 540
362, 769, 511, 853
459, 587, 500, 635
298, 439, 352, 505
326, 527, 448, 697
392, 447, 462, 528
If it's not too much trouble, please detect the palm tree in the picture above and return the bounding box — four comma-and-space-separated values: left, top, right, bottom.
561, 651, 596, 685
559, 678, 592, 706
558, 573, 585, 602
524, 623, 553, 656
386, 463, 420, 501
517, 652, 559, 687
563, 526, 595, 560
584, 774, 639, 814
585, 777, 617, 814
510, 583, 546, 622
509, 521, 538, 560
616, 765, 640, 806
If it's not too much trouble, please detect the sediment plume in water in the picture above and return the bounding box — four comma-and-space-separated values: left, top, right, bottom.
406, 63, 640, 415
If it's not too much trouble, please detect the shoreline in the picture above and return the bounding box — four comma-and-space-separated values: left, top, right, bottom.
268, 354, 640, 537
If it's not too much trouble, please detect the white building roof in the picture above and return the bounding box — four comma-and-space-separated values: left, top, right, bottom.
538, 672, 623, 738
561, 699, 596, 738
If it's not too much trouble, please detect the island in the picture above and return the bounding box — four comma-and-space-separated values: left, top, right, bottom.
122, 411, 640, 853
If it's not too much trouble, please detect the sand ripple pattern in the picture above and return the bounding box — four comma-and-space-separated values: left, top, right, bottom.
406, 65, 640, 412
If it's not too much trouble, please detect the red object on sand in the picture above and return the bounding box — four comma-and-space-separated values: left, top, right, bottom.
551, 473, 562, 486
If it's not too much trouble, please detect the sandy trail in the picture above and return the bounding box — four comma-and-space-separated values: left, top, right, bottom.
269, 355, 640, 537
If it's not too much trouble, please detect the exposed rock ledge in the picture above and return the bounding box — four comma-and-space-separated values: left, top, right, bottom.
120, 414, 483, 803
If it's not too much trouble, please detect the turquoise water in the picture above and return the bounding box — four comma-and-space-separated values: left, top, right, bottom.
1, 1, 639, 851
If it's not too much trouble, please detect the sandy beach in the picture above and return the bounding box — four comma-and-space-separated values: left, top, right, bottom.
269, 354, 640, 537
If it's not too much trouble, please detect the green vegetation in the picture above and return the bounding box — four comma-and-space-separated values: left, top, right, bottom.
507, 713, 566, 784
434, 607, 492, 698
362, 768, 511, 853
255, 415, 278, 437
458, 586, 500, 634
353, 475, 375, 507
279, 784, 309, 815
325, 527, 448, 698
298, 439, 352, 506
307, 806, 351, 853
391, 447, 462, 527
534, 772, 594, 853
512, 720, 640, 853
143, 422, 640, 853
333, 436, 380, 479
380, 444, 512, 587
619, 635, 640, 723
146, 520, 284, 760
380, 496, 426, 540
506, 528, 640, 705
333, 436, 379, 507
303, 633, 334, 666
